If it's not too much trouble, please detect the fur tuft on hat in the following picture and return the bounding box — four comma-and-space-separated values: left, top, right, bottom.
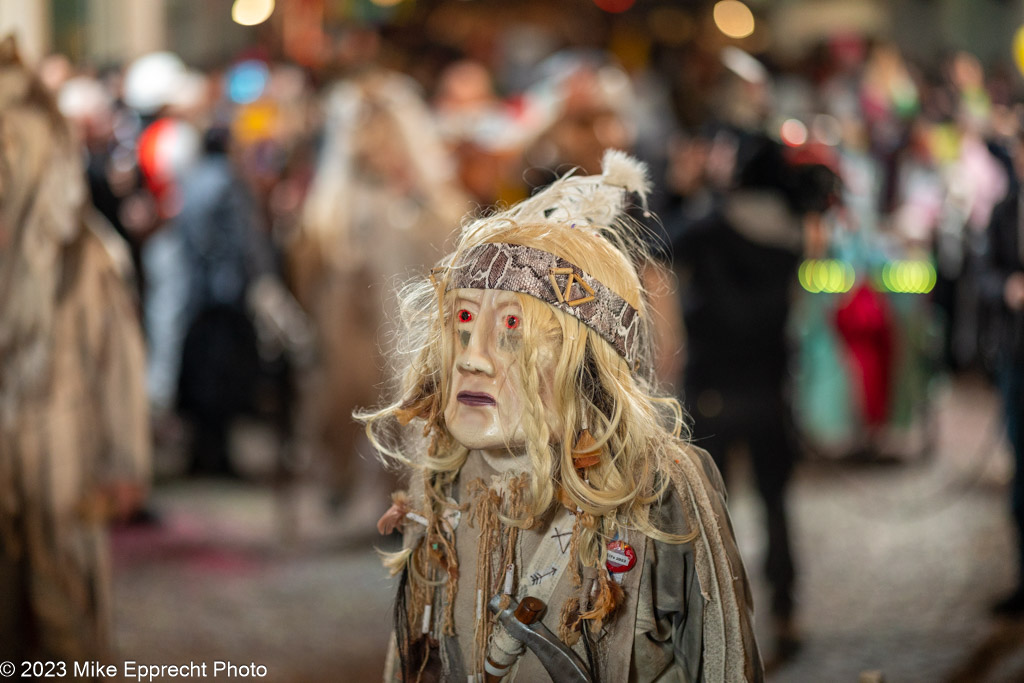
600, 148, 650, 200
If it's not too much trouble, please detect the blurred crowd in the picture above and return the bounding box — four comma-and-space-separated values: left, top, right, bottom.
10, 12, 1024, 671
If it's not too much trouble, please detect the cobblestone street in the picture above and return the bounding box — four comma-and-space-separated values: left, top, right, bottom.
109, 374, 1024, 682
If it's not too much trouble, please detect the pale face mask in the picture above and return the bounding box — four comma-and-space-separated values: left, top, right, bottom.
444, 289, 557, 453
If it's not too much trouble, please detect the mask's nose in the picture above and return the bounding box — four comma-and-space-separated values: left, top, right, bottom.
455, 325, 496, 377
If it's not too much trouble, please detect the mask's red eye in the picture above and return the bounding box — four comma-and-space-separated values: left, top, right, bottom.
457, 309, 473, 323
505, 315, 519, 329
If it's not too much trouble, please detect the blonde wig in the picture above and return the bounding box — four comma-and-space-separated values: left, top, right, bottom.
361, 151, 701, 577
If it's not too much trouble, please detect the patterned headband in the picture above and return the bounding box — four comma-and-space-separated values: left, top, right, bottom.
444, 242, 641, 367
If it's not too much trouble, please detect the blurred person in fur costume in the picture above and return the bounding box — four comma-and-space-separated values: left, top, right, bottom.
365, 150, 762, 681
0, 38, 151, 662
290, 70, 468, 528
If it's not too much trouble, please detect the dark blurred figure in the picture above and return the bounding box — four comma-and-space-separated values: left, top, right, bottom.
176, 126, 276, 477
666, 130, 837, 665
980, 128, 1024, 616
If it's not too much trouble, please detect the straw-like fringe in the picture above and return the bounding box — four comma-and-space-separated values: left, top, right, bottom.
393, 462, 465, 677
467, 478, 501, 676
411, 455, 464, 638
429, 516, 459, 636
415, 637, 432, 682
579, 569, 623, 632
568, 514, 584, 589
465, 473, 532, 677
409, 543, 432, 635
559, 596, 582, 646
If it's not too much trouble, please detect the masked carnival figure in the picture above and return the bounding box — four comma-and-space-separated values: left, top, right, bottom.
291, 70, 468, 522
366, 150, 763, 681
0, 37, 151, 662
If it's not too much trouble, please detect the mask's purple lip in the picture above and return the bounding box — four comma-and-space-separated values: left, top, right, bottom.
457, 391, 496, 406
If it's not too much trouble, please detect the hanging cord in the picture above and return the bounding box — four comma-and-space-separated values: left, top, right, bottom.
394, 566, 411, 681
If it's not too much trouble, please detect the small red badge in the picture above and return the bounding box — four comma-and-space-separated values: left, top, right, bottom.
606, 540, 636, 574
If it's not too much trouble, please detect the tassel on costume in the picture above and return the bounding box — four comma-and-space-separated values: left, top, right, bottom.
572, 430, 602, 469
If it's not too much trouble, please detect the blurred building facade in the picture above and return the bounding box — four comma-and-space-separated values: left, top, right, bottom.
0, 0, 255, 66
2, 0, 1024, 72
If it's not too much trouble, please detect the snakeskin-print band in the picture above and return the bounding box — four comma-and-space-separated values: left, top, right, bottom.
445, 242, 641, 366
